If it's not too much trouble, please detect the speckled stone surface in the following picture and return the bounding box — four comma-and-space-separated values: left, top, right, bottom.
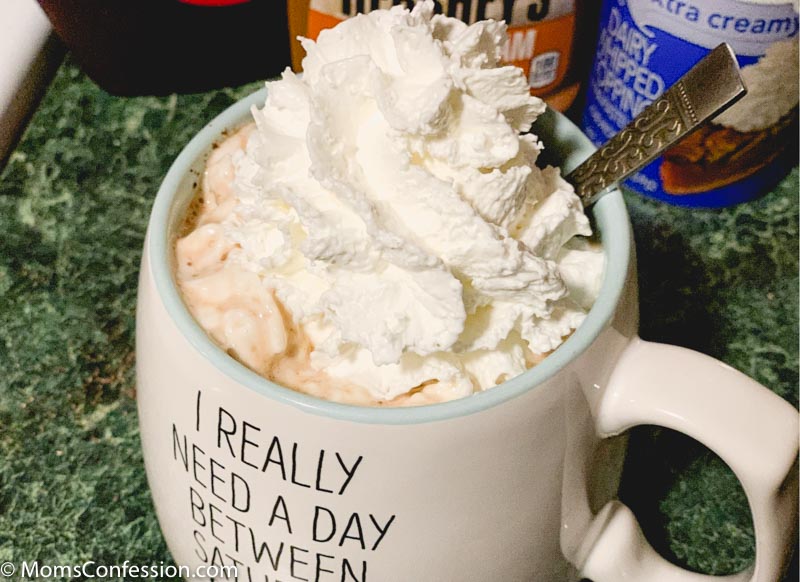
0, 59, 797, 581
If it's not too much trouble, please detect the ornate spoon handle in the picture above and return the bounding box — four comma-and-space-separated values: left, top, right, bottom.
567, 43, 747, 204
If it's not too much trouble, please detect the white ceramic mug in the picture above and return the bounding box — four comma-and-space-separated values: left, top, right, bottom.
136, 89, 798, 582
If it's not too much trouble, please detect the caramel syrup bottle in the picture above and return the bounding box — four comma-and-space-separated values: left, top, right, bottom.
288, 0, 600, 114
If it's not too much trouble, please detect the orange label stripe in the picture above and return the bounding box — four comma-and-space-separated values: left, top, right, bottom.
306, 9, 576, 98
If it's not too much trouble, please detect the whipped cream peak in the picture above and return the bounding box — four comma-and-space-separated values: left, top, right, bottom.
185, 1, 604, 402
714, 38, 799, 132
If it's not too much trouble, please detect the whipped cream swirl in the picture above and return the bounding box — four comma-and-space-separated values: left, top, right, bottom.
714, 38, 799, 132
181, 1, 604, 404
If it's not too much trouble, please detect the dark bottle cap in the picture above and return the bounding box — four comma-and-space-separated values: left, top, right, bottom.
38, 0, 291, 96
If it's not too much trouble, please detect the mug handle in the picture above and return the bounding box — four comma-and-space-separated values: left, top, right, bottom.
578, 337, 798, 582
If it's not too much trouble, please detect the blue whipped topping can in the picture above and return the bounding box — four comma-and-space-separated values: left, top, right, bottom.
582, 0, 799, 207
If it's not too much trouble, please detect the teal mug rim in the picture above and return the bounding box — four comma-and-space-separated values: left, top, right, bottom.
146, 87, 632, 425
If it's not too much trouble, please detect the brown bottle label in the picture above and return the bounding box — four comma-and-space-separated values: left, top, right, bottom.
301, 0, 577, 107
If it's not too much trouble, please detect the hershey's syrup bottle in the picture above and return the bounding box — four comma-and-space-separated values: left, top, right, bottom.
291, 0, 600, 115
38, 0, 291, 96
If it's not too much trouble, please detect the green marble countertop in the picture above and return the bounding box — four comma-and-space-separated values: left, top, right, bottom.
0, 60, 797, 581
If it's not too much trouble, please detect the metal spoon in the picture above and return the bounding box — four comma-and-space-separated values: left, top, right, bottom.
567, 43, 747, 205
